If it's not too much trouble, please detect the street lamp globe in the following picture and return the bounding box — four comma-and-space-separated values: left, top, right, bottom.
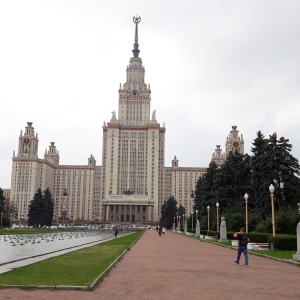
244, 193, 249, 233
269, 184, 275, 193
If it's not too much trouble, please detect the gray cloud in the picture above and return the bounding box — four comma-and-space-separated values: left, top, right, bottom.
1, 0, 300, 188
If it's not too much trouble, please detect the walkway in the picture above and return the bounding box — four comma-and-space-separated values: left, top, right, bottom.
0, 230, 299, 300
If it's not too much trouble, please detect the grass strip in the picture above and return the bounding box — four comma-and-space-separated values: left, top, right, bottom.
0, 230, 144, 288
251, 249, 296, 260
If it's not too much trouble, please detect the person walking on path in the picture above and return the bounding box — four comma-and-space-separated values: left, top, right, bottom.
114, 227, 119, 238
233, 227, 249, 266
158, 226, 162, 236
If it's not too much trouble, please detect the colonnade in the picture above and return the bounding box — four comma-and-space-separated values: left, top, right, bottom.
104, 204, 153, 222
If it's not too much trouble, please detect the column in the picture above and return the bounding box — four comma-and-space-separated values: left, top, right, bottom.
134, 205, 137, 222
146, 206, 151, 222
113, 205, 116, 222
106, 205, 109, 222
130, 205, 132, 222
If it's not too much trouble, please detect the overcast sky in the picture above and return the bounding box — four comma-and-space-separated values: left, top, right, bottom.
1, 0, 300, 189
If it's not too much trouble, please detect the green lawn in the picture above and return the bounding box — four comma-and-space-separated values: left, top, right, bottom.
0, 230, 144, 288
251, 249, 296, 260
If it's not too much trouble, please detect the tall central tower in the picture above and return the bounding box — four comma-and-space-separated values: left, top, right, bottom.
101, 17, 165, 223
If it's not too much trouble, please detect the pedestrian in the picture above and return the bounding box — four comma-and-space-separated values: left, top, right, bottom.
158, 226, 162, 236
162, 227, 166, 235
115, 227, 119, 238
233, 227, 249, 266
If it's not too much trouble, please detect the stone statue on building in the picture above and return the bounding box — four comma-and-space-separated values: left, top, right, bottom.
151, 109, 156, 122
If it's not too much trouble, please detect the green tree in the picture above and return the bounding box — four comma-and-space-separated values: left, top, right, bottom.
217, 151, 251, 213
43, 188, 54, 228
250, 131, 269, 216
254, 132, 300, 216
160, 196, 177, 229
28, 188, 54, 228
9, 201, 18, 220
177, 204, 186, 229
275, 207, 299, 234
28, 188, 43, 227
194, 161, 219, 219
265, 133, 300, 209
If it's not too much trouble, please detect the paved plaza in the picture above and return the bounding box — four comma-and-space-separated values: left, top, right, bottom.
0, 230, 299, 300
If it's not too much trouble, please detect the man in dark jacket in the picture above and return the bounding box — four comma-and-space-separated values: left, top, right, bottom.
233, 227, 249, 266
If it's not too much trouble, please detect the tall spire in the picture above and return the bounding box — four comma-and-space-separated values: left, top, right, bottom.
132, 15, 141, 57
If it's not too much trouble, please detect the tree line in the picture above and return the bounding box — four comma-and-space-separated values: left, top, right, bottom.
0, 187, 54, 228
160, 131, 300, 234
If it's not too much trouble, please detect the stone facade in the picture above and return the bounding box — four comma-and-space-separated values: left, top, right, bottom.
211, 126, 244, 168
225, 125, 244, 155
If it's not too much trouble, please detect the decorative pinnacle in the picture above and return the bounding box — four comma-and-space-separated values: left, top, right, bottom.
132, 15, 141, 57
133, 15, 141, 25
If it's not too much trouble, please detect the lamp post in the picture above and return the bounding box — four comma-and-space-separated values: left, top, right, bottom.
207, 205, 210, 231
191, 210, 194, 231
179, 216, 181, 231
62, 188, 67, 222
244, 193, 249, 233
191, 190, 195, 230
269, 184, 276, 236
216, 202, 219, 233
0, 212, 3, 229
10, 214, 12, 228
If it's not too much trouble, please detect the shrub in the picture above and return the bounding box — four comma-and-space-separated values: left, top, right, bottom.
207, 230, 219, 239
267, 234, 297, 250
247, 232, 270, 243
200, 229, 207, 235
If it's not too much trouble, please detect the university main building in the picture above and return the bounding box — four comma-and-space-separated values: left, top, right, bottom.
9, 17, 244, 224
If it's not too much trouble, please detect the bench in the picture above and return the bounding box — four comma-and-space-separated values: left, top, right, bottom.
254, 243, 269, 250
231, 241, 269, 250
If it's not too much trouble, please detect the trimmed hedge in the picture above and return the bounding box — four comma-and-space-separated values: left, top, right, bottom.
267, 234, 297, 250
206, 231, 272, 243
201, 230, 296, 250
247, 232, 270, 243
200, 229, 207, 235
